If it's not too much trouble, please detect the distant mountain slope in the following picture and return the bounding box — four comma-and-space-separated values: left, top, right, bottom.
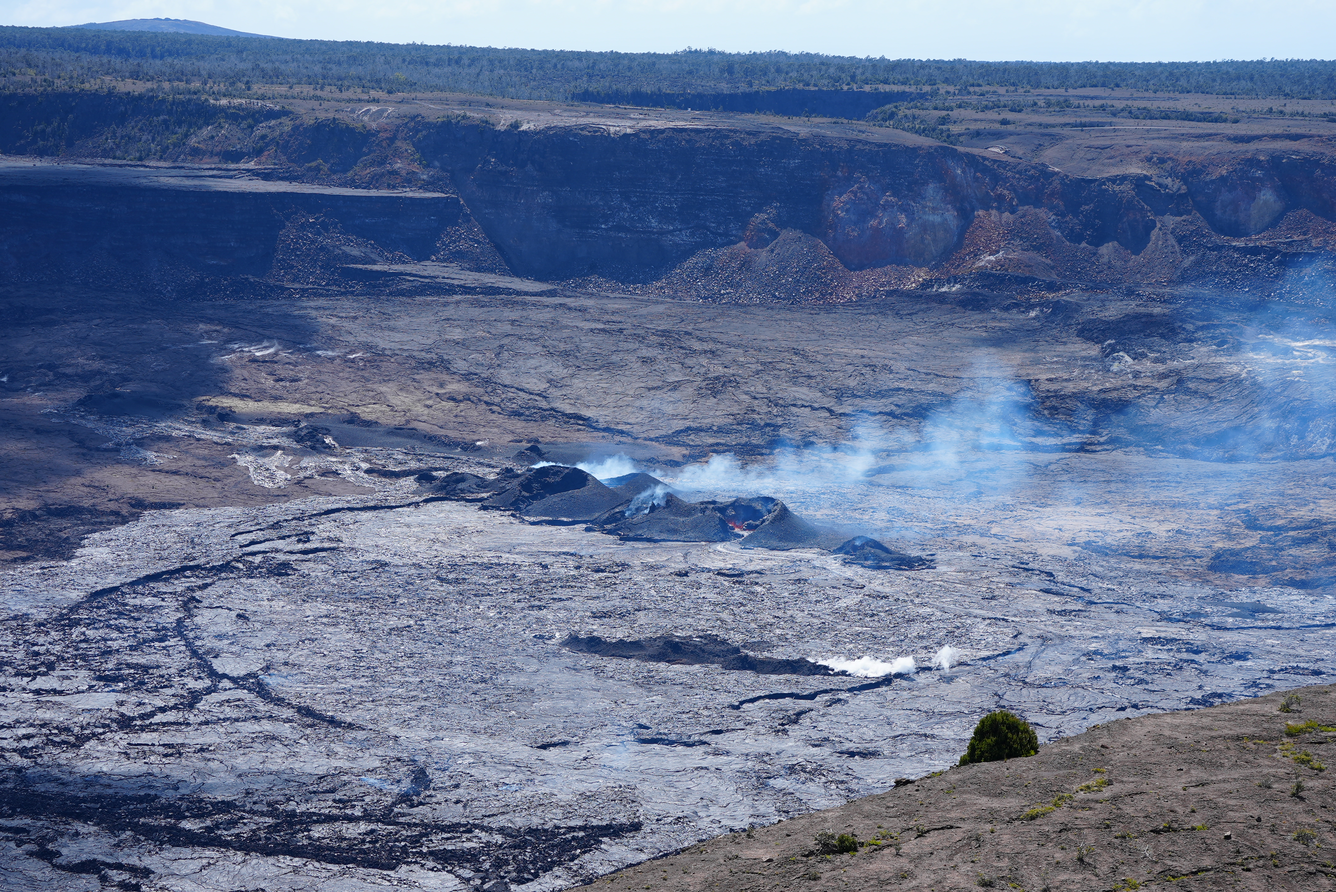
67, 18, 271, 38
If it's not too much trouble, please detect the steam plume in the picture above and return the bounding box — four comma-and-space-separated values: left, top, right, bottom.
528, 454, 640, 479
818, 655, 916, 678
666, 420, 885, 495
625, 484, 670, 516
932, 645, 962, 673
576, 455, 641, 480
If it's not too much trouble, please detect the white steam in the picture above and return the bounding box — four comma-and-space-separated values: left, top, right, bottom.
576, 454, 641, 481
668, 422, 883, 494
545, 369, 1049, 507
528, 454, 641, 480
932, 645, 962, 673
818, 655, 916, 678
888, 366, 1046, 489
625, 484, 670, 516
581, 377, 1045, 501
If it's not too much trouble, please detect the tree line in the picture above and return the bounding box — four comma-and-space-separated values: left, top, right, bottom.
4, 25, 1336, 101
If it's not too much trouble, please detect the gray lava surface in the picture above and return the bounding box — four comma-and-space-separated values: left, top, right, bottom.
2, 452, 1332, 890
3, 267, 1336, 890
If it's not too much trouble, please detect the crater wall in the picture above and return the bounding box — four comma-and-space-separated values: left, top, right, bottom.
3, 93, 1336, 293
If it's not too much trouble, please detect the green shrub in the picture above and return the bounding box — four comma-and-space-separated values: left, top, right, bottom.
959, 710, 1039, 765
1285, 719, 1336, 736
812, 831, 859, 855
1293, 750, 1326, 771
1077, 775, 1111, 793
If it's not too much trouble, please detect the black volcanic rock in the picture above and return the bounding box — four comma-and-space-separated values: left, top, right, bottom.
292, 424, 338, 452
602, 472, 666, 494
597, 492, 735, 543
441, 466, 840, 545
833, 535, 935, 571
561, 633, 837, 676
513, 444, 547, 463
483, 465, 629, 523
427, 471, 507, 500
592, 492, 850, 551
740, 500, 845, 551
714, 496, 779, 530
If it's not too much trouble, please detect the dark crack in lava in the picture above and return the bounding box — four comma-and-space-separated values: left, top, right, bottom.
0, 774, 640, 888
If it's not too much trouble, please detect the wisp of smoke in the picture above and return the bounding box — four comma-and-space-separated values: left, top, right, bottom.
576, 454, 641, 480
657, 374, 1046, 501
668, 420, 884, 495
625, 484, 670, 516
529, 454, 643, 480
554, 360, 1057, 529
818, 655, 917, 678
932, 645, 962, 673
889, 364, 1046, 490
552, 365, 1050, 506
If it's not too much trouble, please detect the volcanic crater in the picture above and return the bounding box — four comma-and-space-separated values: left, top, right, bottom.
1, 85, 1335, 892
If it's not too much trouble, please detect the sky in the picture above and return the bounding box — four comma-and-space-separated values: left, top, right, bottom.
3, 0, 1334, 61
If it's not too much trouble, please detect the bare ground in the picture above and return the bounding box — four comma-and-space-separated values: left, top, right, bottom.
576, 685, 1336, 892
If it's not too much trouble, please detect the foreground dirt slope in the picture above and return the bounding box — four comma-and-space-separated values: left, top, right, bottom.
577, 685, 1335, 892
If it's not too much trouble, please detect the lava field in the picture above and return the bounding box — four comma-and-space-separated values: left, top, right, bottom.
3, 127, 1336, 890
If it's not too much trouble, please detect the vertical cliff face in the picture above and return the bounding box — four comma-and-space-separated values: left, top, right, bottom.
1174, 153, 1336, 237
820, 165, 980, 269
417, 123, 1003, 279
411, 120, 1225, 283
3, 98, 1336, 294
423, 125, 828, 280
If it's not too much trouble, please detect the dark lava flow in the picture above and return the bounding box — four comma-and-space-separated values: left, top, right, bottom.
561, 634, 838, 677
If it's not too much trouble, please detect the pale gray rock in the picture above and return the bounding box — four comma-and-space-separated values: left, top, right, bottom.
2, 448, 1331, 891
